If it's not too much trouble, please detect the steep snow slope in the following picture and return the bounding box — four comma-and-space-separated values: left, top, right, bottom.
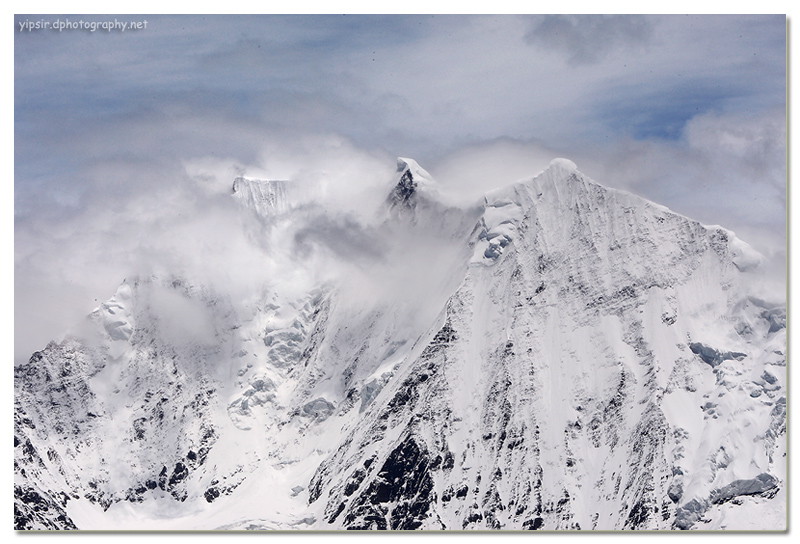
14, 158, 785, 531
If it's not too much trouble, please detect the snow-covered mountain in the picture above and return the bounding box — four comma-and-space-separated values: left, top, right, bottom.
14, 158, 786, 531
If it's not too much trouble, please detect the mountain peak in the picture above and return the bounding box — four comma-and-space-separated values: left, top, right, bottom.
231, 176, 290, 216
15, 154, 784, 532
387, 157, 438, 209
396, 157, 434, 183
534, 157, 582, 189
547, 157, 578, 174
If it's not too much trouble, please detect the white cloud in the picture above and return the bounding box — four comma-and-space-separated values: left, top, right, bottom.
13, 15, 786, 363
428, 139, 561, 204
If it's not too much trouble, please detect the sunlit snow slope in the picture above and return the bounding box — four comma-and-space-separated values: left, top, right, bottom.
14, 158, 785, 531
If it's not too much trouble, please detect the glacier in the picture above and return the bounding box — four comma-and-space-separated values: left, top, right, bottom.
14, 158, 786, 531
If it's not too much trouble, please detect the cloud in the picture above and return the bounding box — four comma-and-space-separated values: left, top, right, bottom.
14, 14, 784, 168
293, 213, 385, 263
13, 122, 399, 365
428, 138, 561, 204
524, 15, 653, 65
588, 109, 786, 237
592, 79, 748, 140
13, 15, 786, 364
574, 107, 786, 304
143, 283, 218, 347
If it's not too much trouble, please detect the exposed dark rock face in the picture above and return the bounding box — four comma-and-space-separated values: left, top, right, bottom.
673, 474, 778, 530
14, 485, 77, 531
342, 435, 437, 530
14, 407, 78, 531
688, 343, 746, 368
763, 308, 786, 334
709, 473, 778, 505
391, 170, 417, 206
673, 498, 708, 530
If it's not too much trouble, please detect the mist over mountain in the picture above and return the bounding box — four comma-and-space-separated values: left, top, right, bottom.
14, 158, 785, 531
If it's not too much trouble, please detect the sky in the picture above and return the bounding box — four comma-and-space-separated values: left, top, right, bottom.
12, 12, 788, 365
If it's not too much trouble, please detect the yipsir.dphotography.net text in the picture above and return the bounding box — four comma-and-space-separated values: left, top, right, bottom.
18, 17, 148, 33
